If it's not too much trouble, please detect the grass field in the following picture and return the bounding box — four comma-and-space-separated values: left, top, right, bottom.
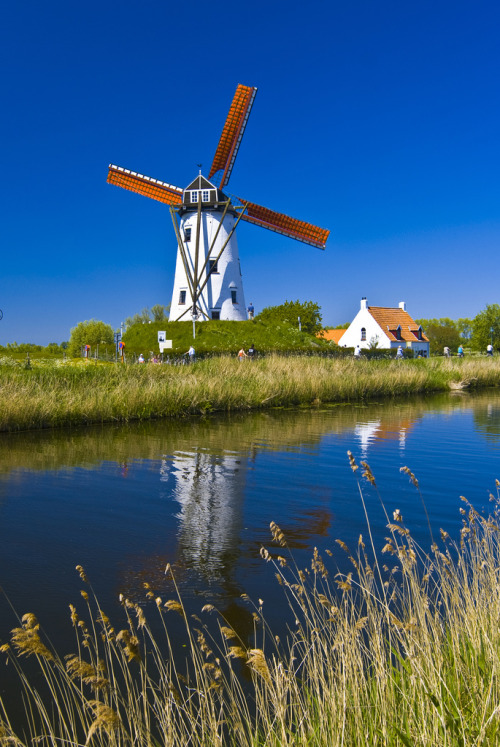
1, 355, 500, 432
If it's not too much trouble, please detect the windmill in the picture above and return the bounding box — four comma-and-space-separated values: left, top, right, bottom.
107, 85, 330, 323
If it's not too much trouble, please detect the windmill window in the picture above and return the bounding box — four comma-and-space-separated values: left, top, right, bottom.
184, 227, 191, 242
361, 327, 366, 341
231, 289, 237, 304
191, 191, 198, 203
179, 290, 186, 305
211, 310, 220, 320
208, 259, 219, 274
202, 190, 210, 202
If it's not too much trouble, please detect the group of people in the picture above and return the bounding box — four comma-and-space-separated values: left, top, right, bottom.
238, 344, 256, 361
138, 353, 162, 363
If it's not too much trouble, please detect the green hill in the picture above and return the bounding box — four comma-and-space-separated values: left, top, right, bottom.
122, 319, 329, 357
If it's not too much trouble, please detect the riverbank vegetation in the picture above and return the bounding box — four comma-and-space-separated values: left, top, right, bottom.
1, 356, 500, 432
1, 462, 500, 745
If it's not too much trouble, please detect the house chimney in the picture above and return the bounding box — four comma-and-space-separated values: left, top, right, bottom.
399, 301, 406, 311
361, 297, 367, 310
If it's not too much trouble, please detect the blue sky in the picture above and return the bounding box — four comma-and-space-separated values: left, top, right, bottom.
1, 0, 499, 344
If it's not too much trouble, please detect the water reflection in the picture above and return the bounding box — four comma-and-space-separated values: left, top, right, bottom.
170, 449, 247, 580
473, 400, 500, 444
0, 390, 499, 623
1, 391, 492, 476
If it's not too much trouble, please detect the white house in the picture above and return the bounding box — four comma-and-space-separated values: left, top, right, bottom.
337, 298, 430, 355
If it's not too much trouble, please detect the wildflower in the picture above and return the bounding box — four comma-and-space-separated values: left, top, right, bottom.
361, 460, 376, 485
75, 565, 88, 582
347, 450, 358, 472
164, 600, 184, 616
247, 649, 272, 685
86, 701, 122, 743
270, 521, 287, 547
400, 466, 419, 488
220, 627, 238, 641
393, 509, 403, 522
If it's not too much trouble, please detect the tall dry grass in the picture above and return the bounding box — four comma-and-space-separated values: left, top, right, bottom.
2, 459, 500, 745
1, 355, 500, 432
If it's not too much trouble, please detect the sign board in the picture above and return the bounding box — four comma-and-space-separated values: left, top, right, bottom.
159, 341, 172, 352
158, 331, 166, 343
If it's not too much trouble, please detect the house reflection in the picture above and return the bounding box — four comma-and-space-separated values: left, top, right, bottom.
354, 414, 415, 457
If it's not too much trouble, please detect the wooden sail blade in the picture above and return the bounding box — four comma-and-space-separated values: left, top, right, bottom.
208, 85, 257, 188
107, 164, 183, 206
238, 200, 330, 249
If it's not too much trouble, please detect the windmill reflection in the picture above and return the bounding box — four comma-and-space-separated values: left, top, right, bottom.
163, 449, 247, 582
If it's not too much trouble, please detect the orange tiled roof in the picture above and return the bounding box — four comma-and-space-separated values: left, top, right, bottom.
368, 307, 429, 343
316, 329, 347, 344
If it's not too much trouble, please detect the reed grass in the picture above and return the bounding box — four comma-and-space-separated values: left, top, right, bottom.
2, 460, 500, 745
1, 355, 500, 432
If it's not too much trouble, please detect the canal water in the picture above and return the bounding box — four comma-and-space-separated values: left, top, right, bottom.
1, 389, 499, 711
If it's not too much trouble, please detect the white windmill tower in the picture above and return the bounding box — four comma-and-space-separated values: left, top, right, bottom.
107, 85, 330, 322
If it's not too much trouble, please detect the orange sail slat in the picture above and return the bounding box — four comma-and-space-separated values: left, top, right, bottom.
107, 165, 183, 206
239, 200, 330, 249
209, 85, 257, 188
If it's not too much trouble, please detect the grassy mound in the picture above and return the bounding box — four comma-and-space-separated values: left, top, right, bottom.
122, 319, 327, 356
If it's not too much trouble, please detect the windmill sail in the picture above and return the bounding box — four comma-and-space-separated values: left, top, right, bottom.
107, 165, 183, 206
237, 199, 329, 249
209, 85, 257, 189
107, 83, 330, 324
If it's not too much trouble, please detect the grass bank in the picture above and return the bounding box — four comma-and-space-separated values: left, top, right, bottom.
1, 463, 500, 745
1, 356, 500, 432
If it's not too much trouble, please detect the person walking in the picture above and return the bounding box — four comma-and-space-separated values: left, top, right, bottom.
185, 345, 195, 363
396, 345, 404, 359
247, 302, 254, 320
458, 345, 464, 358
237, 347, 247, 361
354, 345, 362, 358
443, 346, 450, 357
487, 343, 493, 357
247, 343, 256, 360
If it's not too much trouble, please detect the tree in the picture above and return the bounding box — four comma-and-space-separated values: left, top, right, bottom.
256, 300, 322, 334
456, 318, 473, 341
425, 323, 461, 353
416, 318, 460, 353
125, 304, 170, 328
68, 320, 114, 357
471, 304, 500, 351
151, 304, 169, 322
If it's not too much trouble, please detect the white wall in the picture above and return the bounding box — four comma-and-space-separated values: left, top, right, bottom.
338, 305, 390, 349
169, 209, 246, 321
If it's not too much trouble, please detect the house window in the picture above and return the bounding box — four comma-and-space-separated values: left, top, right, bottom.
418, 326, 423, 340
202, 190, 210, 202
184, 227, 191, 242
396, 325, 402, 341
361, 327, 366, 341
191, 191, 198, 203
179, 290, 186, 305
231, 289, 237, 304
211, 310, 220, 320
208, 258, 218, 274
